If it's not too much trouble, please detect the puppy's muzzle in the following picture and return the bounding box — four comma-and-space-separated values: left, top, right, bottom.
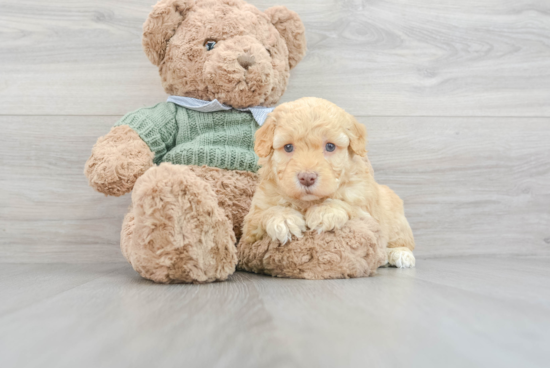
298, 172, 318, 187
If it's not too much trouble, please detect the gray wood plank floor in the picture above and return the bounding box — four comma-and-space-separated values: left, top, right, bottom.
1, 257, 549, 368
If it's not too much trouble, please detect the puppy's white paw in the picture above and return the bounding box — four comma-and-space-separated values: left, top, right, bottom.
306, 203, 349, 233
386, 247, 416, 268
265, 210, 306, 244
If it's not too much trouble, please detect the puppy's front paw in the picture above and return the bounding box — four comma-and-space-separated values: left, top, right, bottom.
306, 204, 349, 233
265, 210, 306, 245
386, 247, 416, 268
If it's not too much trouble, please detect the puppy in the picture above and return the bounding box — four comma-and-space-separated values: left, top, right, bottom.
242, 97, 415, 268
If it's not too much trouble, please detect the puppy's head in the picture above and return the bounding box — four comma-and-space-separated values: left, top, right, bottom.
255, 97, 367, 201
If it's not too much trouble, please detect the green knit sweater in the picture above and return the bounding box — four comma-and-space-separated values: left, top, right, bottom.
115, 102, 260, 172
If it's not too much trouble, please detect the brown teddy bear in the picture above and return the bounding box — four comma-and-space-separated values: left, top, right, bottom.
84, 0, 307, 283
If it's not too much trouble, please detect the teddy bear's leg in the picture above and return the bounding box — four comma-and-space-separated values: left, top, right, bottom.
238, 216, 387, 279
121, 163, 237, 283
185, 166, 258, 241
120, 205, 136, 263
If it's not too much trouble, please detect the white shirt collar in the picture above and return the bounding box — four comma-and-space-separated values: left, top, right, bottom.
167, 96, 274, 126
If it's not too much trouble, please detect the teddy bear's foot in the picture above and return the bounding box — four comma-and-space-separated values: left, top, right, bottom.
238, 217, 386, 280
121, 163, 237, 283
386, 247, 416, 268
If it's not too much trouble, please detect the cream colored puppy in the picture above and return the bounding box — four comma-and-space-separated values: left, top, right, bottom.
242, 97, 415, 268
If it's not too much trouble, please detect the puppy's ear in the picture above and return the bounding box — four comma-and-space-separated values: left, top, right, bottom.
347, 116, 368, 157
265, 6, 307, 69
143, 0, 194, 66
255, 117, 277, 158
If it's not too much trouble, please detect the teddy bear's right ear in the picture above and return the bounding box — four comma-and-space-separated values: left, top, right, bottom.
142, 0, 194, 66
265, 6, 307, 70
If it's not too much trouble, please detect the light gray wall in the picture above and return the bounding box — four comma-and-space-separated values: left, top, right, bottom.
1, 0, 549, 262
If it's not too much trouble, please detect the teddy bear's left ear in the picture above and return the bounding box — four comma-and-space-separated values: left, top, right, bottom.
142, 0, 195, 66
265, 6, 307, 70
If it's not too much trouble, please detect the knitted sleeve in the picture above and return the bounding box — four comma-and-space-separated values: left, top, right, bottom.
114, 102, 179, 164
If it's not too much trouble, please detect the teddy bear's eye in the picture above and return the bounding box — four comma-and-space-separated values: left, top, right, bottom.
325, 143, 336, 152
284, 144, 294, 153
205, 40, 216, 51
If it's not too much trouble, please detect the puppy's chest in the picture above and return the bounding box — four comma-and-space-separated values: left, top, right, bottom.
281, 199, 324, 214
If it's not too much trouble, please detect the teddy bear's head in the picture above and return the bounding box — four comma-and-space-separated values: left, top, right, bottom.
142, 0, 306, 108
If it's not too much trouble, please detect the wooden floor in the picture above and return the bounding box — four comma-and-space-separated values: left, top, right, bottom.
1, 0, 550, 366
1, 257, 550, 368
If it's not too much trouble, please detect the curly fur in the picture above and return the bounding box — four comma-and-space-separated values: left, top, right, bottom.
238, 217, 386, 279
186, 166, 258, 239
240, 98, 416, 277
84, 126, 154, 196
143, 0, 306, 108
121, 163, 242, 283
264, 6, 307, 70
85, 0, 307, 283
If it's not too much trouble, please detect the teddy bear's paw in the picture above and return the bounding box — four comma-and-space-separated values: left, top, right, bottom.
386, 247, 416, 268
85, 125, 154, 196
305, 203, 349, 233
265, 210, 306, 245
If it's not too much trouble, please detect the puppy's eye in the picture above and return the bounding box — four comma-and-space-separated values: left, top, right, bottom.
325, 143, 336, 152
205, 40, 216, 51
284, 144, 294, 153
266, 48, 272, 56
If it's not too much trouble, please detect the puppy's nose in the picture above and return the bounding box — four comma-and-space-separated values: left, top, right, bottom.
298, 172, 318, 187
237, 54, 255, 70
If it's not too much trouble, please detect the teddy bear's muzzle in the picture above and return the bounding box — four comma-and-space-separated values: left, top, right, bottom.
203, 36, 274, 108
237, 54, 256, 70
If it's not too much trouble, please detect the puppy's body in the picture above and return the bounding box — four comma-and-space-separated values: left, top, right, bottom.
243, 97, 415, 268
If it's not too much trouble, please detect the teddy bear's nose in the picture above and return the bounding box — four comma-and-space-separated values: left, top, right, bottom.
237, 54, 256, 70
298, 172, 318, 187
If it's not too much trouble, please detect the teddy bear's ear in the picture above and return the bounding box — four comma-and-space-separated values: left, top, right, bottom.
142, 0, 194, 66
264, 6, 307, 70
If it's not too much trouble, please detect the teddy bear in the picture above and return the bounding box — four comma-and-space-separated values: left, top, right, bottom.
84, 0, 307, 283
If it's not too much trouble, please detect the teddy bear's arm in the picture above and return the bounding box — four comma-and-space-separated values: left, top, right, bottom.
84, 102, 180, 196
84, 126, 154, 196
113, 102, 179, 164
